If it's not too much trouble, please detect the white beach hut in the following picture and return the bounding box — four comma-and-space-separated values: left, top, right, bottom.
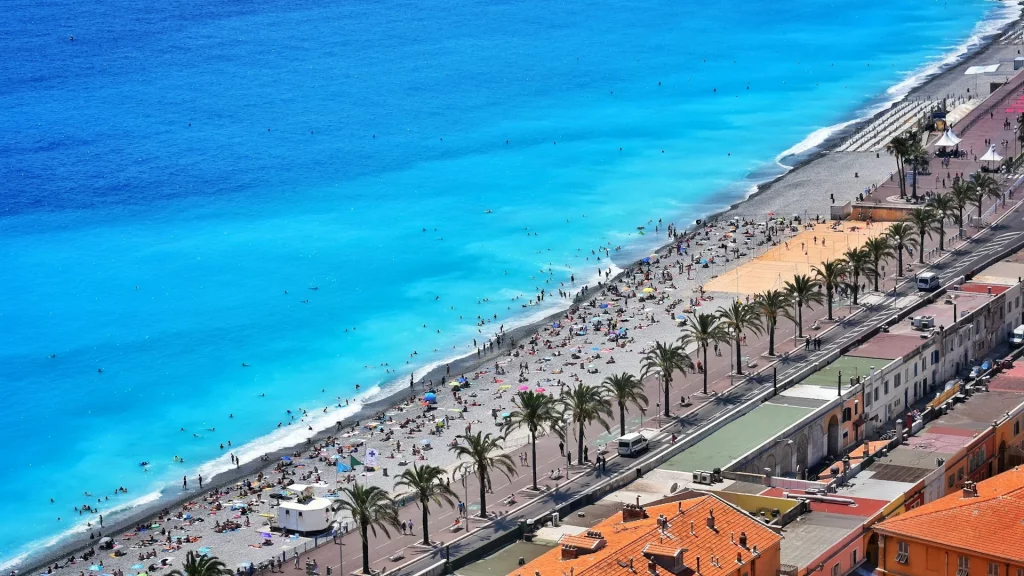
277, 484, 333, 533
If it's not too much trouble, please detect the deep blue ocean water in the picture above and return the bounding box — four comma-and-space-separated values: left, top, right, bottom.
0, 0, 1016, 565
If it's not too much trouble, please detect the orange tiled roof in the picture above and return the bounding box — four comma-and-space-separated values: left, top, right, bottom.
874, 467, 1024, 563
511, 495, 781, 576
561, 534, 606, 551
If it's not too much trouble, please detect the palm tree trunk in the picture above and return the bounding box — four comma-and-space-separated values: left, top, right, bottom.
619, 402, 626, 436
478, 475, 487, 518
421, 499, 431, 546
663, 377, 670, 418
827, 291, 833, 320
918, 233, 925, 263
768, 319, 776, 356
872, 265, 880, 292
797, 302, 804, 338
735, 336, 742, 375
977, 201, 983, 218
702, 346, 709, 394
530, 432, 538, 490
361, 525, 370, 574
897, 248, 904, 277
939, 228, 946, 252
577, 424, 584, 465
853, 272, 860, 305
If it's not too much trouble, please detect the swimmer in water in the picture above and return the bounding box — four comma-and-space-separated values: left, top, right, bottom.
242, 362, 250, 367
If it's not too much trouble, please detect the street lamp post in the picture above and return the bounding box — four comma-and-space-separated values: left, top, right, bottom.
460, 471, 469, 518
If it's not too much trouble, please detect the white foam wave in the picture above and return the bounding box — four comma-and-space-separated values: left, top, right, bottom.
1, 491, 163, 572
775, 118, 863, 168
195, 402, 365, 480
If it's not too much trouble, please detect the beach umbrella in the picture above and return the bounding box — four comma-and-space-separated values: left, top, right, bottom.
423, 392, 437, 403
448, 381, 460, 387
89, 566, 102, 572
281, 456, 291, 462
131, 566, 144, 571
518, 385, 530, 391
642, 287, 655, 293
599, 303, 609, 309
534, 387, 546, 393
197, 547, 211, 556
641, 257, 650, 263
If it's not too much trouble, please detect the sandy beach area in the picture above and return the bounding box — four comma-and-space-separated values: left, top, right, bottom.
21, 10, 1024, 576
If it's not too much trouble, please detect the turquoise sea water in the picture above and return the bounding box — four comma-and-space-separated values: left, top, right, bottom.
0, 0, 1015, 565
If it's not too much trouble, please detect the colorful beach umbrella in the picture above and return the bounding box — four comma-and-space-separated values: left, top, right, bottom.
518, 385, 530, 391
642, 287, 655, 293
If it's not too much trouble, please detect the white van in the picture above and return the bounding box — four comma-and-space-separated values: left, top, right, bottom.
1012, 325, 1024, 347
917, 272, 940, 292
617, 433, 649, 457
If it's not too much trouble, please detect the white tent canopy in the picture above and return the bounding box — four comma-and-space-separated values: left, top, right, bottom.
933, 130, 962, 147
965, 64, 1000, 75
980, 145, 1003, 162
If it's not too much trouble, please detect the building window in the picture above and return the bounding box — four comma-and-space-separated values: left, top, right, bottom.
949, 474, 956, 488
884, 380, 890, 394
933, 350, 940, 364
1015, 568, 1022, 576
1015, 420, 1020, 436
895, 541, 909, 564
957, 556, 969, 576
832, 564, 840, 576
875, 388, 880, 401
988, 563, 998, 576
866, 391, 873, 407
851, 550, 858, 566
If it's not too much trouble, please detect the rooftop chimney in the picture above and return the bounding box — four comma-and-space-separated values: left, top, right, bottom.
962, 481, 978, 498
690, 521, 695, 535
736, 553, 744, 565
696, 557, 701, 575
739, 532, 748, 548
752, 545, 759, 556
730, 532, 735, 545
706, 509, 716, 532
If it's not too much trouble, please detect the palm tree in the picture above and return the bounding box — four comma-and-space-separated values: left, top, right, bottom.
949, 180, 974, 234
683, 312, 727, 394
602, 372, 649, 436
885, 131, 916, 197
336, 484, 402, 574
753, 290, 792, 356
559, 383, 613, 464
640, 340, 693, 418
863, 236, 895, 292
906, 207, 940, 264
885, 221, 919, 277
394, 463, 457, 546
931, 193, 958, 251
451, 431, 517, 518
812, 259, 849, 321
969, 172, 1001, 217
784, 274, 824, 337
843, 248, 872, 306
716, 300, 764, 375
167, 552, 232, 576
504, 391, 557, 490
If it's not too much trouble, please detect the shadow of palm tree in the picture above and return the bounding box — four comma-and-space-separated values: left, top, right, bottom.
711, 391, 743, 407
674, 412, 706, 430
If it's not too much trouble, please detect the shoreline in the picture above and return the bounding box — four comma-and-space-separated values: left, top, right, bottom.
12, 4, 1024, 573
